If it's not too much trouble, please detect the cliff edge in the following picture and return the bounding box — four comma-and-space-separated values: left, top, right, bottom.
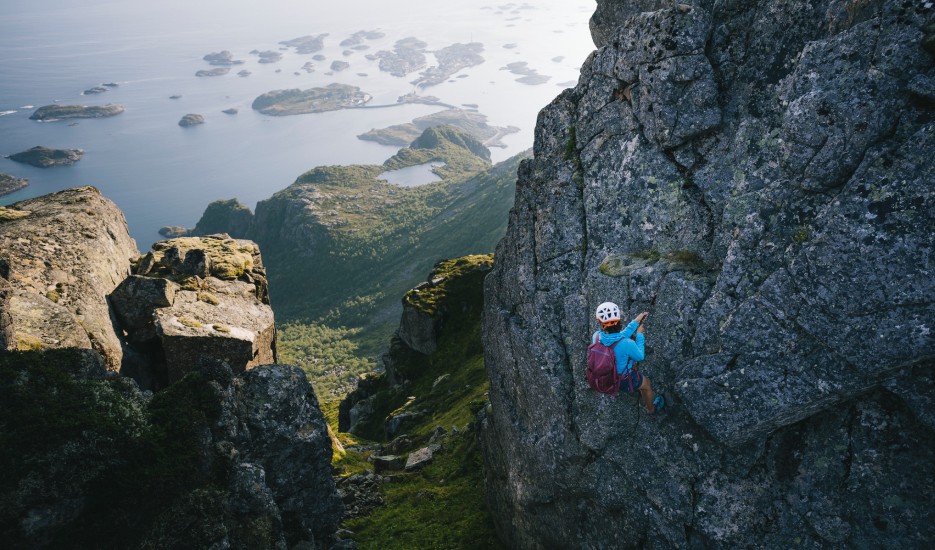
0, 187, 342, 548
481, 1, 934, 548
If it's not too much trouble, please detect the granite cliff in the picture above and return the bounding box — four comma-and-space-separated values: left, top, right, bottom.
0, 187, 342, 548
481, 1, 934, 548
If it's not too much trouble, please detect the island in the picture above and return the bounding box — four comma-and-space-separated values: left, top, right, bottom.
251, 83, 371, 116
238, 70, 252, 77
203, 50, 244, 66
0, 173, 28, 196
83, 86, 108, 95
369, 37, 427, 76
29, 104, 124, 121
178, 114, 205, 127
339, 30, 384, 47
501, 61, 551, 85
222, 108, 239, 115
169, 94, 182, 99
410, 42, 485, 88
252, 50, 283, 64
312, 54, 326, 61
102, 82, 119, 87
196, 68, 230, 77
8, 146, 83, 167
358, 108, 519, 148
279, 34, 328, 54
330, 60, 349, 72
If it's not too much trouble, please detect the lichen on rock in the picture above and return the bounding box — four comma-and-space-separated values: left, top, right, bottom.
480, 1, 935, 548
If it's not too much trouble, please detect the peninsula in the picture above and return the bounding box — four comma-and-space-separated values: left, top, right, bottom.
0, 173, 28, 196
358, 108, 518, 148
29, 104, 124, 121
252, 84, 371, 116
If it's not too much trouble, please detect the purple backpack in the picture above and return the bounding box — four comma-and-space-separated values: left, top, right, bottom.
586, 339, 624, 396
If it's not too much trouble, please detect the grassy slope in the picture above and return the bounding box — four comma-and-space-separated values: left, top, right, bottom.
331, 256, 505, 549
273, 144, 527, 399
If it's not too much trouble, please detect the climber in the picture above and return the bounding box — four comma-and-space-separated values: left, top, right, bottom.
590, 302, 665, 417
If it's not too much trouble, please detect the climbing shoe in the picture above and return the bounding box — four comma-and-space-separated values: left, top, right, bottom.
648, 395, 666, 419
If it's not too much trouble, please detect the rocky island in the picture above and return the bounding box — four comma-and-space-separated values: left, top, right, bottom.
330, 60, 349, 72
82, 86, 108, 95
29, 104, 124, 121
252, 50, 283, 63
501, 61, 550, 84
279, 34, 327, 54
410, 42, 485, 88
222, 107, 238, 115
195, 67, 230, 77
0, 173, 28, 196
252, 83, 371, 116
8, 146, 83, 167
178, 114, 205, 127
368, 37, 427, 76
339, 30, 385, 47
202, 50, 244, 66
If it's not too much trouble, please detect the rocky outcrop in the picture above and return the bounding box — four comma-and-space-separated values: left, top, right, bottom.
0, 187, 138, 371
0, 353, 342, 548
481, 1, 934, 548
0, 187, 341, 547
338, 255, 493, 434
113, 234, 276, 389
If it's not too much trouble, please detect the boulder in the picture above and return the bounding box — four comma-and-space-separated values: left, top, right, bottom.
128, 235, 276, 384
404, 445, 439, 471
371, 455, 406, 473
0, 187, 138, 370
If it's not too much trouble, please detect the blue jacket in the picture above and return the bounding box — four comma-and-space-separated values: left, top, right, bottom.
591, 320, 645, 375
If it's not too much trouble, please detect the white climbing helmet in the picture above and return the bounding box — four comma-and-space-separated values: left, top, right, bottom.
594, 302, 621, 324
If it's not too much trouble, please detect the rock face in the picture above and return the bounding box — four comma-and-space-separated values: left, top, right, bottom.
114, 234, 277, 389
0, 187, 138, 371
0, 188, 342, 547
481, 2, 935, 548
0, 354, 343, 548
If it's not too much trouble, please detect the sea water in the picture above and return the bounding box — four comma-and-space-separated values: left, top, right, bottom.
0, 0, 594, 245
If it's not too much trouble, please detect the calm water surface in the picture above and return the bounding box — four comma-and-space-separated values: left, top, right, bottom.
0, 0, 594, 245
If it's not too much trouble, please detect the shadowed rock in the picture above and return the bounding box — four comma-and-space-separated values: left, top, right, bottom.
480, 1, 935, 548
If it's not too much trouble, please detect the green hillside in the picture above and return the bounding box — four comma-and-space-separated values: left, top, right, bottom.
193, 126, 525, 398
330, 256, 505, 550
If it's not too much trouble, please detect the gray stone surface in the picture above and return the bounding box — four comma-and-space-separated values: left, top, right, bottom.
404, 444, 439, 471
132, 235, 277, 385
480, 1, 935, 548
0, 186, 138, 370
